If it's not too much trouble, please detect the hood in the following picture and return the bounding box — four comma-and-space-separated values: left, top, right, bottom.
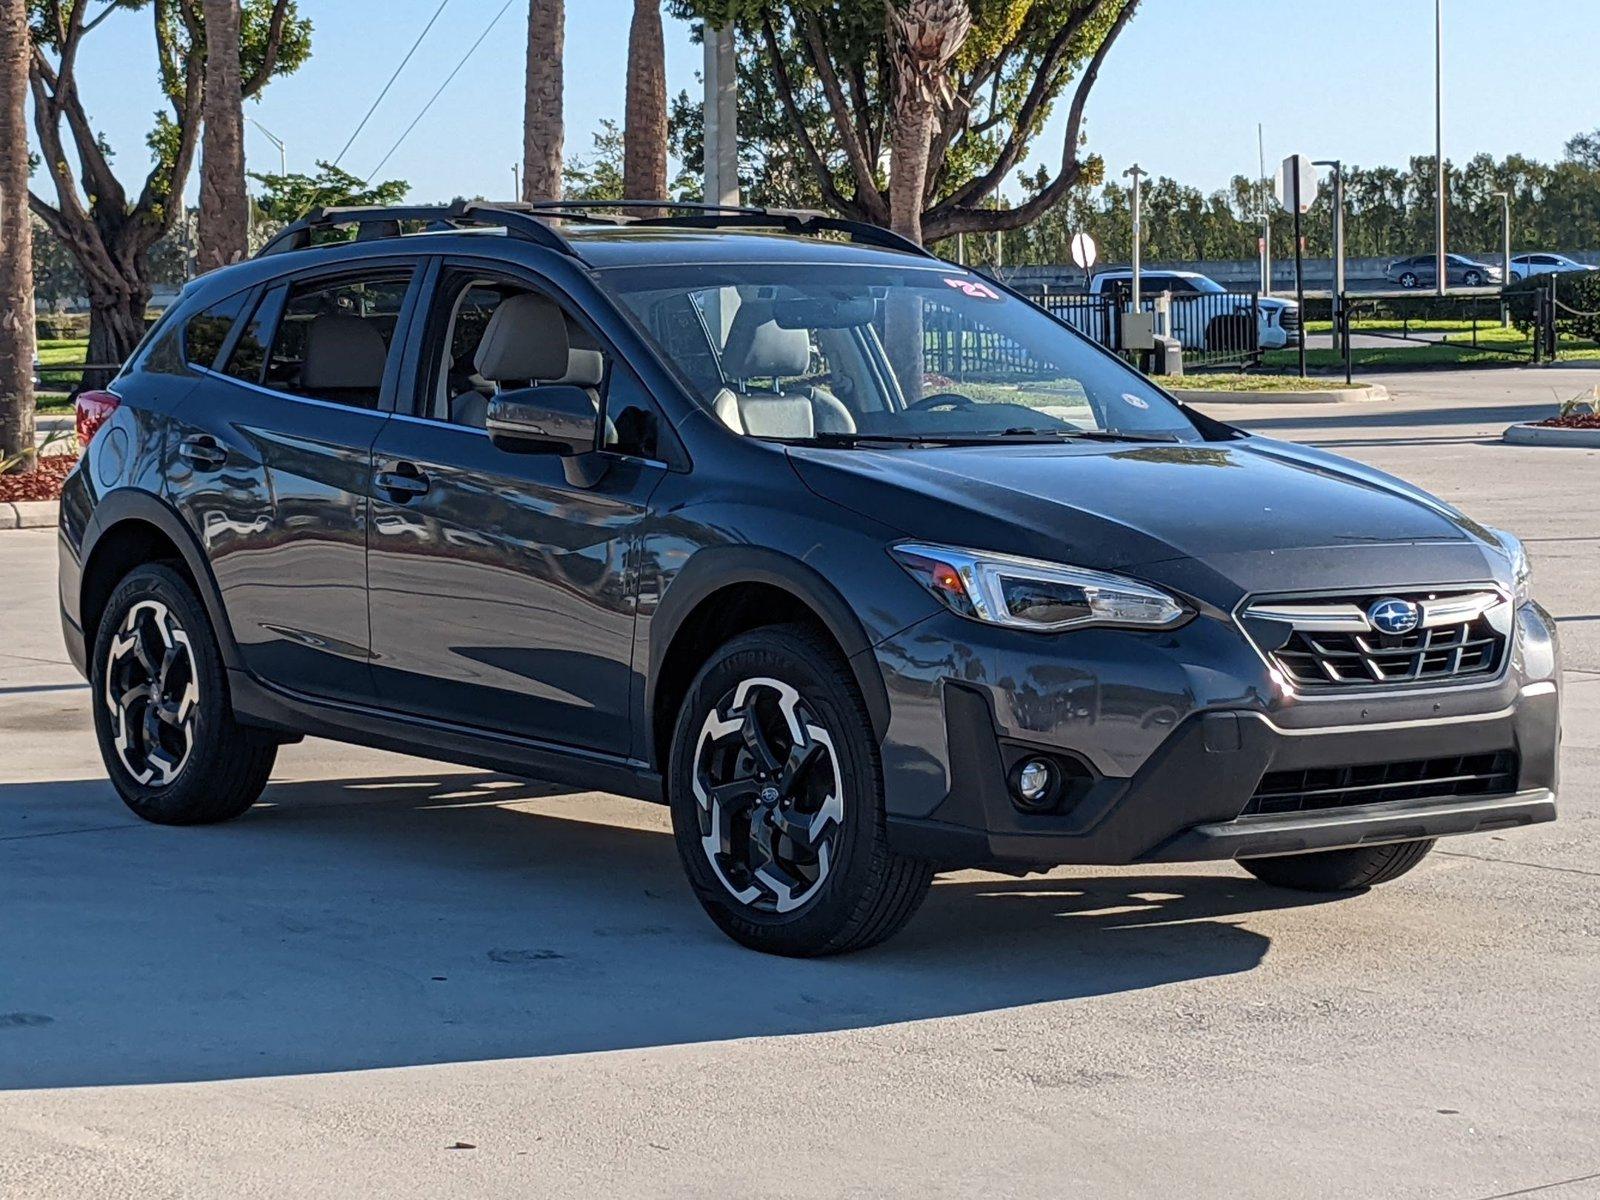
1256, 296, 1296, 311
789, 435, 1480, 576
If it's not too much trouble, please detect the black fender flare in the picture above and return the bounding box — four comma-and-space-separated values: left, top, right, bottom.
645, 545, 891, 745
79, 488, 245, 672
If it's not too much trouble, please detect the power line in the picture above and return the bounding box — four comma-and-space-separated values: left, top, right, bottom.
332, 0, 454, 168
368, 0, 518, 181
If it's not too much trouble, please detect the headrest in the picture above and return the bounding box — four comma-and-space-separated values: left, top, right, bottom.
721, 307, 811, 380
475, 293, 570, 381
300, 314, 388, 390
554, 348, 605, 388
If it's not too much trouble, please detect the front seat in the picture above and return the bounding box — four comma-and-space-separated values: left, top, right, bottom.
451, 293, 574, 429
300, 313, 389, 408
716, 308, 855, 437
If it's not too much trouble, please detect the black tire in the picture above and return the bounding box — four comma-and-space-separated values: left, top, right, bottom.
1240, 838, 1436, 892
1463, 270, 1483, 287
90, 563, 276, 825
1399, 272, 1419, 288
667, 625, 933, 956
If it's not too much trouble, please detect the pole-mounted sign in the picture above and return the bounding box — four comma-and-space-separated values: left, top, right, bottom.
1274, 153, 1316, 376
1069, 231, 1097, 271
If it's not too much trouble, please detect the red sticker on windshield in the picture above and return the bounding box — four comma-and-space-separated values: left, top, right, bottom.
944, 277, 1001, 300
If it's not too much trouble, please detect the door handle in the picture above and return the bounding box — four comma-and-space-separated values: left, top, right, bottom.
375, 463, 430, 501
178, 434, 227, 470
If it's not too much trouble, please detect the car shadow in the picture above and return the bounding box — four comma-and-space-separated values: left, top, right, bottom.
1, 772, 1332, 1090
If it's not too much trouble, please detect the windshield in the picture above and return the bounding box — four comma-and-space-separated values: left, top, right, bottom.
598, 263, 1201, 445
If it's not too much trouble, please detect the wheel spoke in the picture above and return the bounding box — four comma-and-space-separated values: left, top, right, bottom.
777, 738, 823, 797
740, 707, 783, 775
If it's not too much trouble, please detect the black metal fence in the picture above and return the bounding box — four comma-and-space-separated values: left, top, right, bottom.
1014, 283, 1267, 371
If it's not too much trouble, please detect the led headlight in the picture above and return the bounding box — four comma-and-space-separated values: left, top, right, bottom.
1486, 527, 1532, 603
891, 543, 1189, 633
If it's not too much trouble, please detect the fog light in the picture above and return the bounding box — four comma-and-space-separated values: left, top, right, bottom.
1010, 757, 1058, 811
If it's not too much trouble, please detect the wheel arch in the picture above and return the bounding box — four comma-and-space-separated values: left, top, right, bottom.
645, 547, 891, 772
79, 490, 243, 671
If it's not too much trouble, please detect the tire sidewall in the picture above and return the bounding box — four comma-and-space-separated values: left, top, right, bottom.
667, 629, 886, 952
89, 564, 236, 822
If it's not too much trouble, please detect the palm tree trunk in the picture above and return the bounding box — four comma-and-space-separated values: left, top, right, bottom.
523, 0, 565, 202
623, 0, 668, 205
888, 95, 933, 244
198, 0, 249, 271
0, 0, 36, 469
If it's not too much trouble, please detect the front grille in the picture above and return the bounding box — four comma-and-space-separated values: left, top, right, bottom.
1245, 751, 1518, 816
1242, 590, 1508, 691
1279, 307, 1301, 333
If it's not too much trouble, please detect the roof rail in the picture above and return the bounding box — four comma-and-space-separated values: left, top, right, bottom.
254, 199, 934, 261
255, 200, 579, 258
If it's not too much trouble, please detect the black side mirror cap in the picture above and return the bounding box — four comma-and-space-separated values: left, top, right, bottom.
485, 385, 597, 456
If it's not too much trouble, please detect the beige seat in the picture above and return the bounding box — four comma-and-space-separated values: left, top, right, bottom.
715, 308, 856, 437
300, 314, 389, 408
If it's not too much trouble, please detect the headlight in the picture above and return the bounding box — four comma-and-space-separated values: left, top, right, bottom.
890, 543, 1189, 632
1486, 527, 1532, 603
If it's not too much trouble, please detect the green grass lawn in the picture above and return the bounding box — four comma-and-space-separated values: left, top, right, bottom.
1265, 325, 1600, 371
34, 339, 90, 411
1153, 373, 1362, 392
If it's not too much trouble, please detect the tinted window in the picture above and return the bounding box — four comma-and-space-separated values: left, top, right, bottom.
261, 272, 412, 409
223, 287, 286, 384
603, 362, 662, 460
184, 293, 246, 369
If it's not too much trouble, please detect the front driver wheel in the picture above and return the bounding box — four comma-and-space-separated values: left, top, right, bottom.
668, 625, 932, 956
90, 563, 277, 825
1241, 838, 1436, 892
1399, 272, 1419, 288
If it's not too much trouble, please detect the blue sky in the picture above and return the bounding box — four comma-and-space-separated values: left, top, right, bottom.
33, 0, 1600, 208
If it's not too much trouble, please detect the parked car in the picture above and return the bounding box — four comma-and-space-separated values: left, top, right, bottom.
1087, 269, 1299, 350
1508, 253, 1596, 281
1386, 254, 1502, 288
59, 202, 1560, 956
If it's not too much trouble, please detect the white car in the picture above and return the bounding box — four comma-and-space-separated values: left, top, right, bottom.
1508, 253, 1596, 281
1086, 270, 1299, 351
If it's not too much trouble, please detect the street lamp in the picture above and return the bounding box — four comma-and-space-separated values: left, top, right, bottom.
1124, 163, 1146, 310
1492, 189, 1511, 326
1434, 0, 1446, 295
248, 118, 287, 176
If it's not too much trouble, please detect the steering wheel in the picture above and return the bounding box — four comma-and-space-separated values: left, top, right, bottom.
906, 392, 976, 412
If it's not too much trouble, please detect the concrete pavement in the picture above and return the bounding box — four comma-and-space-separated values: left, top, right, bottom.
2, 367, 1597, 1199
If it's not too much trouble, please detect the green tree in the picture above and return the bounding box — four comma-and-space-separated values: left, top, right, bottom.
668, 0, 1138, 242
27, 0, 311, 378
249, 161, 409, 224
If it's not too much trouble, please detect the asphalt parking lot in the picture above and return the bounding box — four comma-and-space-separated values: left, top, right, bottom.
2, 367, 1597, 1200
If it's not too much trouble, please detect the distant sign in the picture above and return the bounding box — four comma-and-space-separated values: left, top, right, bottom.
1070, 231, 1098, 270
1274, 154, 1319, 214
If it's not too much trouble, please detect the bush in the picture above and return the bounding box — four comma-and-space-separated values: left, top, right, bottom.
36, 311, 88, 340
1503, 270, 1600, 341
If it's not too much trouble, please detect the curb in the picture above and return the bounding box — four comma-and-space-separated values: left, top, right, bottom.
1171, 384, 1389, 405
1502, 422, 1600, 448
0, 500, 59, 530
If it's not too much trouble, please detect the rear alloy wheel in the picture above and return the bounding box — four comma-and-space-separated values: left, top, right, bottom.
669, 626, 932, 956
91, 564, 276, 825
1241, 838, 1436, 892
1463, 270, 1483, 287
1399, 272, 1419, 288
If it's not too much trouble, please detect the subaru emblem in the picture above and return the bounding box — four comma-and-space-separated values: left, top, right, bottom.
1368, 597, 1421, 635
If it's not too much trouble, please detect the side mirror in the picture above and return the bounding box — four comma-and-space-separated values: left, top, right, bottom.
485, 385, 597, 456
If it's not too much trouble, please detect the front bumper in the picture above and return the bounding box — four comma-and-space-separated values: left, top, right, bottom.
877, 600, 1561, 870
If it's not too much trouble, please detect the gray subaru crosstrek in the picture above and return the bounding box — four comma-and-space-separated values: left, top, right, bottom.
59, 202, 1560, 956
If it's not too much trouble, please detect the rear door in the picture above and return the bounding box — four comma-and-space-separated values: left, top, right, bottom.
365, 257, 675, 754
167, 260, 423, 702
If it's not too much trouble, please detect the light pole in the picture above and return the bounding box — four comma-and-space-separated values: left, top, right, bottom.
1315, 158, 1345, 350
1492, 189, 1511, 326
1434, 0, 1446, 295
702, 22, 739, 208
1124, 163, 1146, 311
1258, 124, 1271, 292
248, 118, 287, 176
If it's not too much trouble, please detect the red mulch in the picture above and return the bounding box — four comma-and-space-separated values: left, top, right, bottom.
1535, 413, 1600, 429
0, 454, 79, 503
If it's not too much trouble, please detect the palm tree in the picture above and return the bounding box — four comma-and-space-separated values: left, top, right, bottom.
886, 0, 972, 244
0, 0, 37, 472
523, 0, 564, 202
623, 0, 667, 204
198, 0, 250, 270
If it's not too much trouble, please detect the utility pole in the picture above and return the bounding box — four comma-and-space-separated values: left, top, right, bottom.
1124, 163, 1146, 311
1258, 124, 1271, 292
1316, 158, 1345, 352
1493, 189, 1511, 326
702, 23, 739, 208
512, 163, 521, 201
1434, 0, 1446, 295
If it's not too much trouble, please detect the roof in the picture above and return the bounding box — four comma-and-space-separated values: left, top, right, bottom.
560, 225, 936, 270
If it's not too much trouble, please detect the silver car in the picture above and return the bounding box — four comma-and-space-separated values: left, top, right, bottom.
1508, 253, 1596, 281
1386, 254, 1502, 288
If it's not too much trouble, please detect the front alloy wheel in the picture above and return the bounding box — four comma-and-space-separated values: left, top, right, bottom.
691, 676, 845, 914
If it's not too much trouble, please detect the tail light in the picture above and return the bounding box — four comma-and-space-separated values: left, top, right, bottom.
75, 390, 120, 447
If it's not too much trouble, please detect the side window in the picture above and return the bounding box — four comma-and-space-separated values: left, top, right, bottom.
223, 286, 286, 384
603, 362, 664, 460
184, 293, 247, 369
260, 271, 413, 409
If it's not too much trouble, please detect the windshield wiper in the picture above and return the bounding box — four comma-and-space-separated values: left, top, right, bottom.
801, 431, 958, 448
998, 427, 1182, 444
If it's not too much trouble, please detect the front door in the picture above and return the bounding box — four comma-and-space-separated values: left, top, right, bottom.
365, 264, 670, 755
167, 263, 421, 702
